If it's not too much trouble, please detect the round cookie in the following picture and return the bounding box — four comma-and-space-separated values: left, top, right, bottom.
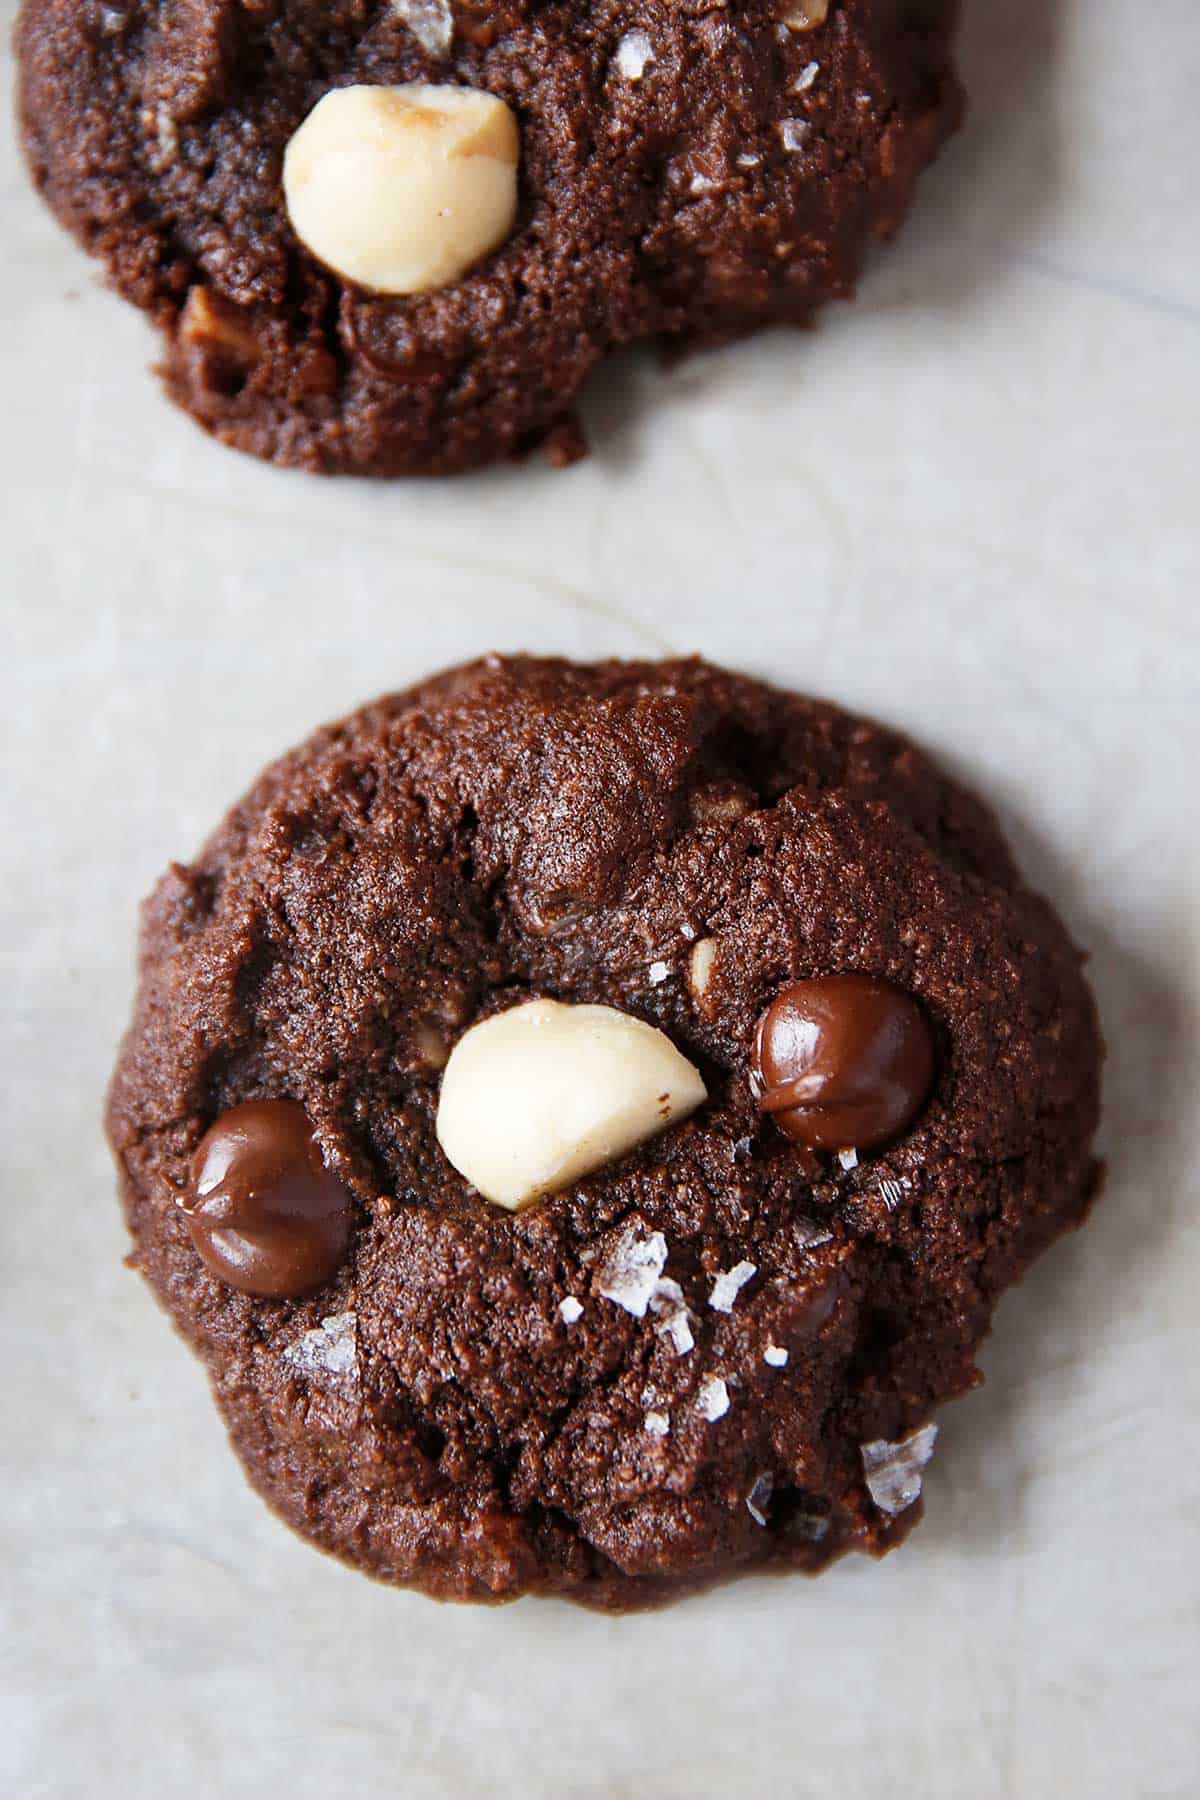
17, 0, 963, 475
107, 656, 1101, 1607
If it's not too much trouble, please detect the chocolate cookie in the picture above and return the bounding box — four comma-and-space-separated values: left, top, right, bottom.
17, 1, 963, 475
106, 657, 1102, 1607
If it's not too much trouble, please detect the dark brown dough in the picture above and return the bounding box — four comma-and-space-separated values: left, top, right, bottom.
17, 0, 963, 474
106, 656, 1102, 1607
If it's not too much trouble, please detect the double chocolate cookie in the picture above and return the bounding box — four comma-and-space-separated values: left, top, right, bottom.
106, 656, 1102, 1606
18, 1, 963, 474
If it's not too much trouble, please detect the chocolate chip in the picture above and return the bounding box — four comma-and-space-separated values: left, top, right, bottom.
179, 1101, 355, 1298
752, 975, 934, 1152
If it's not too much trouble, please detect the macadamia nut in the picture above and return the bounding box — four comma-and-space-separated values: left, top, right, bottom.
283, 83, 519, 295
436, 999, 707, 1210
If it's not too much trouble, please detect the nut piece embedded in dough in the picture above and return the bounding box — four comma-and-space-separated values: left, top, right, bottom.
436, 999, 708, 1210
282, 83, 520, 295
178, 287, 261, 365
689, 936, 718, 999
782, 0, 829, 29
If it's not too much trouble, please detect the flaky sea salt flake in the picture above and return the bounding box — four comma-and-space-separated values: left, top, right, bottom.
283, 1311, 357, 1381
644, 1410, 670, 1437
391, 0, 453, 57
650, 1276, 695, 1355
780, 119, 810, 153
793, 60, 820, 93
746, 1472, 774, 1526
559, 1296, 583, 1325
764, 1343, 789, 1368
659, 1311, 694, 1355
696, 1375, 730, 1422
861, 1423, 938, 1516
708, 1260, 757, 1313
598, 1225, 669, 1318
648, 959, 670, 985
615, 30, 655, 81
837, 1147, 858, 1171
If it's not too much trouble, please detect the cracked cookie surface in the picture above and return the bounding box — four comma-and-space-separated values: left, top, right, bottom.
107, 656, 1101, 1606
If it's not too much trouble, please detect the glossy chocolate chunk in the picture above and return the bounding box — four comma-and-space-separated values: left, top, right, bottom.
180, 1101, 355, 1298
753, 975, 935, 1153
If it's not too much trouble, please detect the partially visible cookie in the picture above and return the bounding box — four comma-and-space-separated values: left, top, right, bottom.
17, 1, 962, 474
106, 656, 1102, 1607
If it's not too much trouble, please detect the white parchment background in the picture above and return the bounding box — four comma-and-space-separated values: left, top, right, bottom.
2, 2, 1198, 1794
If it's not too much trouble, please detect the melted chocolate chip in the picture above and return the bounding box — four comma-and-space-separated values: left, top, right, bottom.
180, 1101, 355, 1298
753, 975, 935, 1153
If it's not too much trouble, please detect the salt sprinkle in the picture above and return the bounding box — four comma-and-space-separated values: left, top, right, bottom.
861, 1423, 938, 1516
614, 30, 655, 81
696, 1375, 730, 1422
652, 1276, 684, 1308
764, 1343, 789, 1368
391, 0, 453, 57
746, 1472, 774, 1527
596, 1225, 698, 1351
837, 1148, 858, 1171
780, 119, 810, 153
644, 1410, 671, 1437
559, 1296, 583, 1325
793, 60, 820, 93
795, 1216, 834, 1249
736, 152, 762, 169
597, 1225, 668, 1318
708, 1260, 757, 1313
688, 173, 720, 196
878, 1178, 912, 1210
282, 1312, 357, 1380
648, 959, 670, 985
650, 1276, 695, 1355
